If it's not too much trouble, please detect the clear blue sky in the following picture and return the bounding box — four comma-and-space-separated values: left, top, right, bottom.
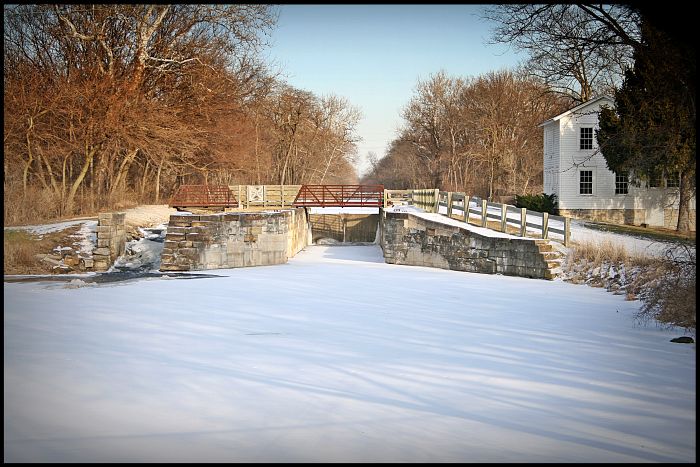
264, 4, 526, 176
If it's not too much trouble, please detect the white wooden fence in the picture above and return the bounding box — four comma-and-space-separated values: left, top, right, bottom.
384, 188, 571, 246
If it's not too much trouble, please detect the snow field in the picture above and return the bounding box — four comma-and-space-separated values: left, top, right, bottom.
3, 245, 695, 462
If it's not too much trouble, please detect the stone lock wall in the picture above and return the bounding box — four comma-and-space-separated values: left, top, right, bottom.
380, 211, 556, 280
92, 212, 127, 271
160, 208, 309, 271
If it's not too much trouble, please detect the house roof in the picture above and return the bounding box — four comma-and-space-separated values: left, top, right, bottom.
538, 95, 614, 127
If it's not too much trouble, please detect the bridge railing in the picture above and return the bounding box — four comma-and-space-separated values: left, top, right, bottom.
169, 185, 238, 209
293, 185, 384, 207
385, 188, 570, 246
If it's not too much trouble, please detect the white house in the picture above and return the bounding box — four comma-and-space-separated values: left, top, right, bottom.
540, 95, 695, 230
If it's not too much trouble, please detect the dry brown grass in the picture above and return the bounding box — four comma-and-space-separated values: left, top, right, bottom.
3, 187, 146, 228
567, 238, 656, 268
4, 226, 83, 275
565, 239, 695, 333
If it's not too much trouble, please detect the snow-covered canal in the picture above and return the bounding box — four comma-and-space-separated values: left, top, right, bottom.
4, 245, 695, 462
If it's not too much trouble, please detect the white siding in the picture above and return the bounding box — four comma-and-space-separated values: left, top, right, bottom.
556, 97, 638, 210
543, 122, 559, 196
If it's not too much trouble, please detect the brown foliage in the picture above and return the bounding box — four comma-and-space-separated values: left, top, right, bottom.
3, 5, 360, 226
363, 70, 570, 198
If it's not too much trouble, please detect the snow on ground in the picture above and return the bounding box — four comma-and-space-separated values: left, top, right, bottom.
122, 204, 177, 230
4, 245, 695, 463
4, 218, 96, 236
389, 205, 517, 239
567, 220, 680, 257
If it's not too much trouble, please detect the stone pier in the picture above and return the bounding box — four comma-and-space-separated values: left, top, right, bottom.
91, 212, 127, 271
160, 208, 310, 271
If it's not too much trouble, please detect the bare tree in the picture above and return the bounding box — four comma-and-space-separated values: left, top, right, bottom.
3, 4, 279, 222
365, 70, 568, 199
483, 4, 640, 102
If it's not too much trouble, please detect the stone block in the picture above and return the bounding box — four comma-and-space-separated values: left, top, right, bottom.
191, 221, 213, 227
163, 238, 180, 251
93, 247, 110, 256
175, 256, 193, 266
93, 260, 109, 270
222, 213, 242, 222
170, 214, 198, 223
166, 226, 188, 235
178, 248, 199, 258
97, 239, 110, 248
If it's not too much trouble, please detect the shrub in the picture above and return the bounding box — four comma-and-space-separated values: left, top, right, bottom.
635, 244, 696, 333
514, 193, 558, 215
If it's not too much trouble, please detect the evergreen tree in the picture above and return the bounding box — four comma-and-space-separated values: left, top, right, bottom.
597, 18, 695, 232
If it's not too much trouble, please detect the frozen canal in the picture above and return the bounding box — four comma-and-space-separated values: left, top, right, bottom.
4, 245, 696, 462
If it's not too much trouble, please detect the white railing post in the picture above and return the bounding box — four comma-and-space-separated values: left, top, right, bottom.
520, 208, 527, 237
464, 195, 470, 223
447, 192, 453, 218
500, 203, 507, 232
481, 199, 488, 227
564, 216, 571, 246
433, 188, 440, 213
542, 212, 549, 239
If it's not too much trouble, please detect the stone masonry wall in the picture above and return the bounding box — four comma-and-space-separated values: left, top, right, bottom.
160, 208, 309, 271
380, 211, 555, 280
92, 212, 127, 271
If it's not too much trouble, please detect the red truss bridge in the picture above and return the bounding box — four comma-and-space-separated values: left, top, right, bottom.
169, 185, 237, 209
292, 185, 384, 208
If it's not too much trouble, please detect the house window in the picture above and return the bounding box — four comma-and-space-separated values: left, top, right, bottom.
580, 170, 593, 195
666, 172, 680, 188
546, 128, 553, 159
615, 171, 629, 194
580, 127, 593, 150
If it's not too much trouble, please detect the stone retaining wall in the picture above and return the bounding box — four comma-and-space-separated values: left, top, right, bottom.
380, 210, 556, 280
160, 208, 309, 271
92, 212, 127, 271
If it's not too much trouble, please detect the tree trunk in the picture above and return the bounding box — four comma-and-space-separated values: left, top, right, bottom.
23, 121, 34, 196
109, 148, 139, 199
66, 145, 97, 212
676, 170, 694, 232
155, 158, 163, 203
140, 159, 150, 197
